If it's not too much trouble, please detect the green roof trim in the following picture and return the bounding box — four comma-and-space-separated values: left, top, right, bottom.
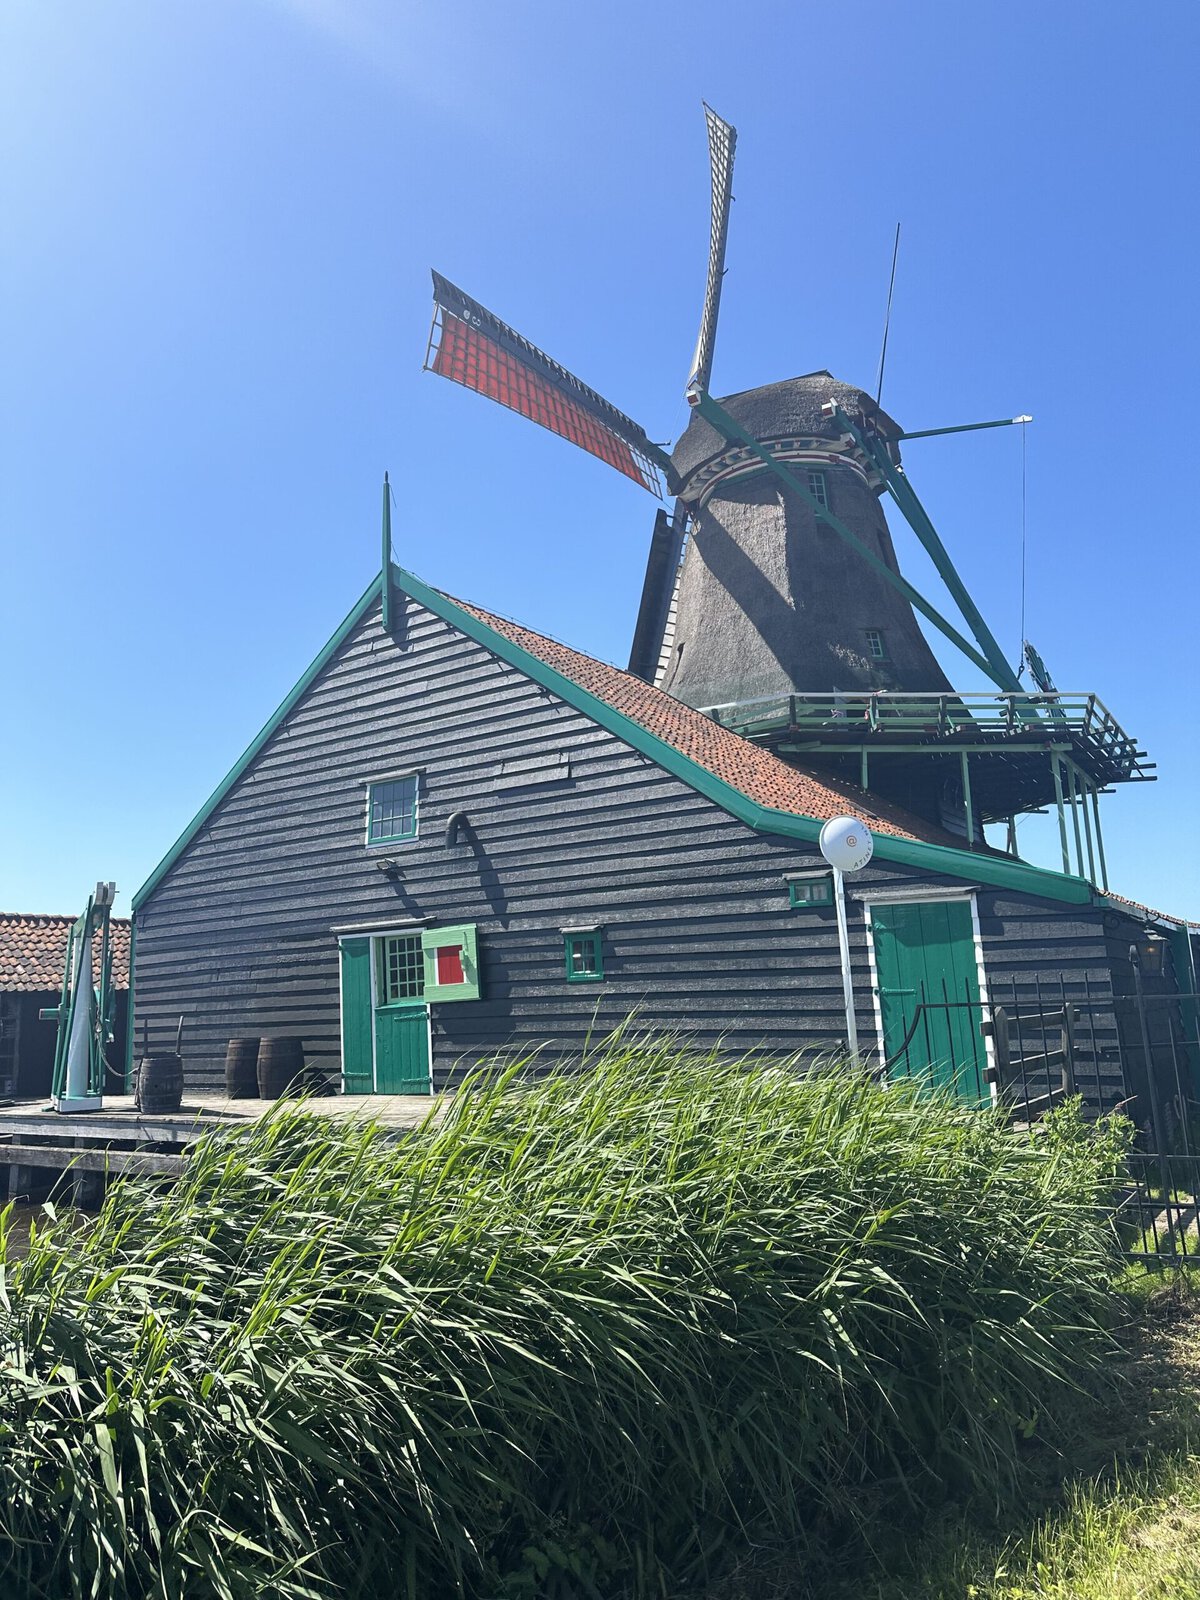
132, 574, 382, 911
134, 563, 1099, 914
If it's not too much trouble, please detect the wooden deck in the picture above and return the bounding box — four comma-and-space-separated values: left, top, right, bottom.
0, 1093, 443, 1196
0, 1092, 441, 1147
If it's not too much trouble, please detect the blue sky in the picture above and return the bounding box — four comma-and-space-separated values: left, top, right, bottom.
2, 1, 1197, 920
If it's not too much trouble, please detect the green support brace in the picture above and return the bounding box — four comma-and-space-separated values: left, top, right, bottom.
960, 750, 975, 848
898, 416, 1030, 441
1067, 761, 1086, 878
1076, 763, 1097, 884
830, 405, 1025, 696
690, 391, 1001, 683
1051, 754, 1072, 876
1090, 786, 1109, 891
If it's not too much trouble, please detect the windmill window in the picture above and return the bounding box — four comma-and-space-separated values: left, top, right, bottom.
367, 774, 418, 845
807, 470, 829, 509
563, 930, 604, 982
865, 629, 888, 660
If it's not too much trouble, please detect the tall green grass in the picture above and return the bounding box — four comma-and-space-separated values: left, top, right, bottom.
0, 1043, 1130, 1599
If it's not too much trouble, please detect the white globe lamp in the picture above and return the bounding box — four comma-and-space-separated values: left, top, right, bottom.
819, 815, 874, 874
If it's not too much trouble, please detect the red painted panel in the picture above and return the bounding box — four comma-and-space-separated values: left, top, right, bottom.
435, 944, 465, 986
432, 316, 654, 490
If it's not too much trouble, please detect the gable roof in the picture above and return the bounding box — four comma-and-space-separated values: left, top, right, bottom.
0, 913, 131, 993
452, 597, 966, 848
133, 565, 1125, 912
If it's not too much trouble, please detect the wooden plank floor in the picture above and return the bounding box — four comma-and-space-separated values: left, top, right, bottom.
0, 1092, 442, 1147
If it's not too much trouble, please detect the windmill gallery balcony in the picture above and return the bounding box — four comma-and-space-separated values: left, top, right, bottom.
702, 689, 1154, 885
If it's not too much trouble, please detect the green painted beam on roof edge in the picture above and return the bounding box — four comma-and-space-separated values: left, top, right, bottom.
133, 562, 1100, 916
131, 573, 383, 911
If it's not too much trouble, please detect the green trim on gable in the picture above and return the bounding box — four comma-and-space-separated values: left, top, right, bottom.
133, 561, 1102, 915
132, 574, 382, 911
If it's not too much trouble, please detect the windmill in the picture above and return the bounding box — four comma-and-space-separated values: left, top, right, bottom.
423, 107, 1152, 872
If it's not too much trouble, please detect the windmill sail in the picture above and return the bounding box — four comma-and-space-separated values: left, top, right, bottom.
426, 272, 669, 496
686, 105, 737, 396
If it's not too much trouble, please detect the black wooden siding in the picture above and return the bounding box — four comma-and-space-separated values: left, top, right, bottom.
134, 593, 1124, 1098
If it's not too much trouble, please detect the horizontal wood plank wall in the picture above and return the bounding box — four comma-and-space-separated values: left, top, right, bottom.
133, 596, 1114, 1098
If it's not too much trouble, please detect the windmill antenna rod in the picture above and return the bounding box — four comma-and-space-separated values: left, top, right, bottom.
875, 223, 901, 406
899, 414, 1033, 441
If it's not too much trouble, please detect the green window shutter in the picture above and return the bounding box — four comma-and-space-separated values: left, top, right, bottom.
421, 924, 482, 1002
339, 938, 374, 1093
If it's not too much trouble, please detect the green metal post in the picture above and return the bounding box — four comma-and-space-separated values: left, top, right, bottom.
897, 416, 1030, 441
861, 748, 869, 790
960, 750, 975, 847
830, 405, 1024, 695
1066, 761, 1085, 878
1090, 785, 1110, 891
691, 391, 1002, 684
381, 473, 393, 634
1051, 755, 1072, 875
1076, 764, 1097, 885
1006, 816, 1018, 857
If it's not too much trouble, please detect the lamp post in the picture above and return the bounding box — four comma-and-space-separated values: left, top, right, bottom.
819, 818, 874, 1058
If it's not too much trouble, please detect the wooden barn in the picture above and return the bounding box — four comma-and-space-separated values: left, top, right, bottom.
127, 564, 1199, 1128
126, 109, 1199, 1133
0, 913, 131, 1100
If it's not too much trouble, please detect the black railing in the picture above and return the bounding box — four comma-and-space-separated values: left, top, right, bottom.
882, 978, 1200, 1266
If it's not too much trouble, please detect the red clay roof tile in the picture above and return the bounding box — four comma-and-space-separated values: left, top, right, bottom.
450, 596, 971, 849
0, 914, 131, 993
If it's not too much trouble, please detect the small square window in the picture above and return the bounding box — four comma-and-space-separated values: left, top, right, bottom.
788, 877, 833, 908
368, 775, 418, 844
806, 469, 829, 509
564, 931, 604, 982
864, 629, 887, 660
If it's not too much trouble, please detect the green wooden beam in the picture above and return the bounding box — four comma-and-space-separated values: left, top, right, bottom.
1090, 785, 1109, 891
830, 405, 1024, 695
689, 391, 1001, 683
1051, 754, 1071, 875
898, 415, 1031, 441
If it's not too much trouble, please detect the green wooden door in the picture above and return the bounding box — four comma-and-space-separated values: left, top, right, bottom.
871, 899, 988, 1106
374, 1006, 429, 1093
339, 938, 375, 1095
373, 934, 430, 1094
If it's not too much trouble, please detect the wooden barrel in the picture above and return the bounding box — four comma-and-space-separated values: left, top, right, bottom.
225, 1038, 261, 1099
135, 1054, 183, 1114
257, 1037, 305, 1100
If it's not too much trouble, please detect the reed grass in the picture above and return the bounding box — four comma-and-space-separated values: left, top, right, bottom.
0, 1042, 1130, 1598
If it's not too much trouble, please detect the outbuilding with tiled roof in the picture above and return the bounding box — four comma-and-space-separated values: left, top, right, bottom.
0, 913, 131, 1100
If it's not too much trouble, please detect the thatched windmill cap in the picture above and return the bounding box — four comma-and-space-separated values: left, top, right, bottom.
671, 371, 902, 486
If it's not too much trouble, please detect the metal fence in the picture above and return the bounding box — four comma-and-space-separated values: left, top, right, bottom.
883, 979, 1200, 1266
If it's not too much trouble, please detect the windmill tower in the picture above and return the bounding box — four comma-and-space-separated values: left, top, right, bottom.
423, 107, 1152, 873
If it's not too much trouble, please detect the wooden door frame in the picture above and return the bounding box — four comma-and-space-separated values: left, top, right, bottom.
336, 928, 434, 1095
855, 887, 996, 1100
